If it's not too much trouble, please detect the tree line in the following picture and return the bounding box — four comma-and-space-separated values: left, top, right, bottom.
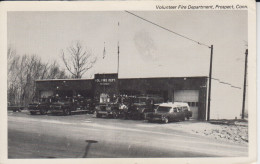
8, 41, 97, 106
7, 47, 68, 106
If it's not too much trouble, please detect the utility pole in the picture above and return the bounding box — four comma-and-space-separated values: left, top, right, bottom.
242, 49, 248, 119
207, 45, 213, 121
117, 42, 119, 74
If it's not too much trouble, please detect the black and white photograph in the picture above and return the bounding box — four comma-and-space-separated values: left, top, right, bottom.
0, 1, 257, 163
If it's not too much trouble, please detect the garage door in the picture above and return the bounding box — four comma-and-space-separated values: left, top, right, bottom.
174, 90, 199, 119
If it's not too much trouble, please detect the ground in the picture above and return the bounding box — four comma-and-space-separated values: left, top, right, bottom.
172, 120, 248, 145
8, 111, 248, 158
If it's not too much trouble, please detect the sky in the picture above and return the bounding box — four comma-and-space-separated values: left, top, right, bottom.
8, 11, 248, 118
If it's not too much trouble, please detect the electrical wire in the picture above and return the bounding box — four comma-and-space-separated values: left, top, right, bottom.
211, 77, 242, 89
125, 10, 211, 49
125, 11, 243, 90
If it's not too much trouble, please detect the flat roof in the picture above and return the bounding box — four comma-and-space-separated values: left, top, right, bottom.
35, 78, 93, 82
119, 76, 208, 80
35, 75, 208, 82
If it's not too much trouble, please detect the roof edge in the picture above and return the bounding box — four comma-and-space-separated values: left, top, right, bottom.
35, 76, 208, 82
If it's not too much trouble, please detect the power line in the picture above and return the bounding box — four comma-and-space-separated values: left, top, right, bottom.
210, 77, 241, 89
125, 10, 211, 49
231, 86, 242, 89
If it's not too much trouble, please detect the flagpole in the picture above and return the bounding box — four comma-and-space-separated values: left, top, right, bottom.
117, 22, 120, 75
103, 42, 106, 59
117, 22, 120, 97
103, 42, 106, 97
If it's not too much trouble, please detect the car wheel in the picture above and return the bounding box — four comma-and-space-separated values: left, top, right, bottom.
112, 112, 118, 119
40, 109, 47, 115
96, 113, 101, 118
30, 111, 36, 115
164, 117, 169, 124
63, 109, 71, 116
186, 117, 190, 120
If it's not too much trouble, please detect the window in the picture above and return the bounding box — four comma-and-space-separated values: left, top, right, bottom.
187, 102, 199, 107
100, 93, 110, 103
173, 108, 177, 112
157, 106, 172, 112
183, 106, 188, 111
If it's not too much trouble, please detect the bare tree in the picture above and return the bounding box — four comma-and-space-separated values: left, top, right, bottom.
7, 46, 68, 106
61, 41, 97, 79
46, 61, 68, 79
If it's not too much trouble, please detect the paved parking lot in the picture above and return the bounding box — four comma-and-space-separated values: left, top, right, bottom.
8, 111, 248, 158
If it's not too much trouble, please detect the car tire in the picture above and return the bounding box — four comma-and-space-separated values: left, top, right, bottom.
40, 109, 47, 115
63, 109, 71, 116
96, 113, 101, 118
186, 117, 190, 120
112, 112, 118, 119
164, 117, 169, 124
30, 111, 36, 115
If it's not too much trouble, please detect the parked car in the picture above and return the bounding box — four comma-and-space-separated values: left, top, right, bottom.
28, 98, 51, 115
126, 95, 164, 120
145, 103, 187, 123
95, 102, 119, 118
73, 97, 95, 114
8, 106, 25, 112
49, 97, 74, 115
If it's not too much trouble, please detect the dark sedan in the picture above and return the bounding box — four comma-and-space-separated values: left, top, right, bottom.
145, 103, 186, 123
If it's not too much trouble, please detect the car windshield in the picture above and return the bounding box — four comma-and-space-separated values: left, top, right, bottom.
157, 106, 171, 112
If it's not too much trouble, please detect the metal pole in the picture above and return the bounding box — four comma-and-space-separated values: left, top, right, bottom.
207, 45, 213, 121
242, 49, 248, 119
117, 42, 119, 74
117, 22, 120, 75
117, 22, 120, 96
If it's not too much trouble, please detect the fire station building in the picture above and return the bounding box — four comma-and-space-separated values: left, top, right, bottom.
35, 73, 208, 120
